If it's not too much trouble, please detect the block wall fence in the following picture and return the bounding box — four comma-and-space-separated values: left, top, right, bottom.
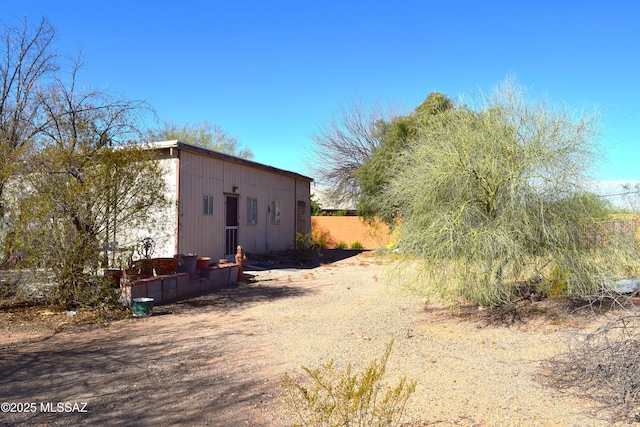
311, 216, 391, 250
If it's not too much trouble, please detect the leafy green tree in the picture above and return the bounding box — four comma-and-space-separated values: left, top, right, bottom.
310, 193, 323, 216
382, 79, 639, 306
146, 120, 253, 159
9, 62, 167, 308
355, 92, 455, 224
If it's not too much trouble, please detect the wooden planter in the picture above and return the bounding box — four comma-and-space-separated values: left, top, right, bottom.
139, 259, 154, 277
152, 257, 179, 275
196, 257, 211, 270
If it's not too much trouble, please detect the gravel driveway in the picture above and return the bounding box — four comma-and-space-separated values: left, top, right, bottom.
0, 252, 615, 426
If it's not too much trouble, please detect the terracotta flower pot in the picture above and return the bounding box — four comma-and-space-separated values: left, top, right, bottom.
152, 257, 179, 275
196, 257, 211, 271
123, 266, 140, 279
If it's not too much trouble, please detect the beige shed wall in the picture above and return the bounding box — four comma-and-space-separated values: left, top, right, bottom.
151, 157, 180, 257
177, 151, 225, 258
175, 150, 311, 259
237, 171, 311, 255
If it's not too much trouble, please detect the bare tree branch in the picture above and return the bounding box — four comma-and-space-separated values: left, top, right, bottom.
308, 98, 404, 206
0, 16, 58, 199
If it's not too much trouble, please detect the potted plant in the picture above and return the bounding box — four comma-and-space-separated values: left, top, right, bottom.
137, 237, 155, 277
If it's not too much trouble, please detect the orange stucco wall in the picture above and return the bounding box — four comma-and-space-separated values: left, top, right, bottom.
311, 216, 391, 249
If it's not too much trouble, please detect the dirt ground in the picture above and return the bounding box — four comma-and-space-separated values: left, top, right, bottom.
0, 251, 634, 426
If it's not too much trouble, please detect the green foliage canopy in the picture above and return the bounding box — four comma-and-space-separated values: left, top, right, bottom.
382, 80, 639, 306
355, 92, 455, 224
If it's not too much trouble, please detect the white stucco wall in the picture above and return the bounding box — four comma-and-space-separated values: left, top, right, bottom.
113, 156, 179, 262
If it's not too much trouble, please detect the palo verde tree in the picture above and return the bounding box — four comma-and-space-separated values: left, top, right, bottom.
10, 61, 168, 308
383, 79, 640, 307
146, 120, 254, 159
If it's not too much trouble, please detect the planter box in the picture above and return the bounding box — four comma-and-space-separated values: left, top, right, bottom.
228, 265, 239, 286
196, 277, 211, 294
204, 267, 223, 290
162, 276, 178, 302
121, 265, 239, 306
121, 281, 147, 306
153, 258, 179, 275
218, 264, 230, 287
145, 277, 163, 303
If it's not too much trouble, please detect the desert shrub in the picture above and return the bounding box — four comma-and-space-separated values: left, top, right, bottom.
544, 314, 640, 423
49, 275, 120, 309
51, 275, 120, 310
281, 340, 417, 427
545, 265, 569, 297
335, 240, 348, 249
350, 241, 364, 250
312, 227, 334, 249
294, 232, 321, 264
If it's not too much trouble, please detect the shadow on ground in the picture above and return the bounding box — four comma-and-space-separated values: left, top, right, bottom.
245, 248, 367, 271
0, 279, 312, 426
0, 252, 366, 425
164, 283, 316, 314
0, 325, 271, 426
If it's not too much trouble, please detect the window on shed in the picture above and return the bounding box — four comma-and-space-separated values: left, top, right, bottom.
272, 200, 281, 225
203, 195, 214, 215
247, 197, 258, 225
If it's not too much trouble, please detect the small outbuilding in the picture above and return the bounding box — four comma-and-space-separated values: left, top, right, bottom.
138, 140, 313, 261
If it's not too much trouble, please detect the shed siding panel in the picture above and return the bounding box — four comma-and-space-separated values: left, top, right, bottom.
239, 169, 297, 254
170, 148, 312, 260
296, 178, 311, 235
178, 151, 225, 258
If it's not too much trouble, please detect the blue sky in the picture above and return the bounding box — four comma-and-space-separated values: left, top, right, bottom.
5, 1, 640, 194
